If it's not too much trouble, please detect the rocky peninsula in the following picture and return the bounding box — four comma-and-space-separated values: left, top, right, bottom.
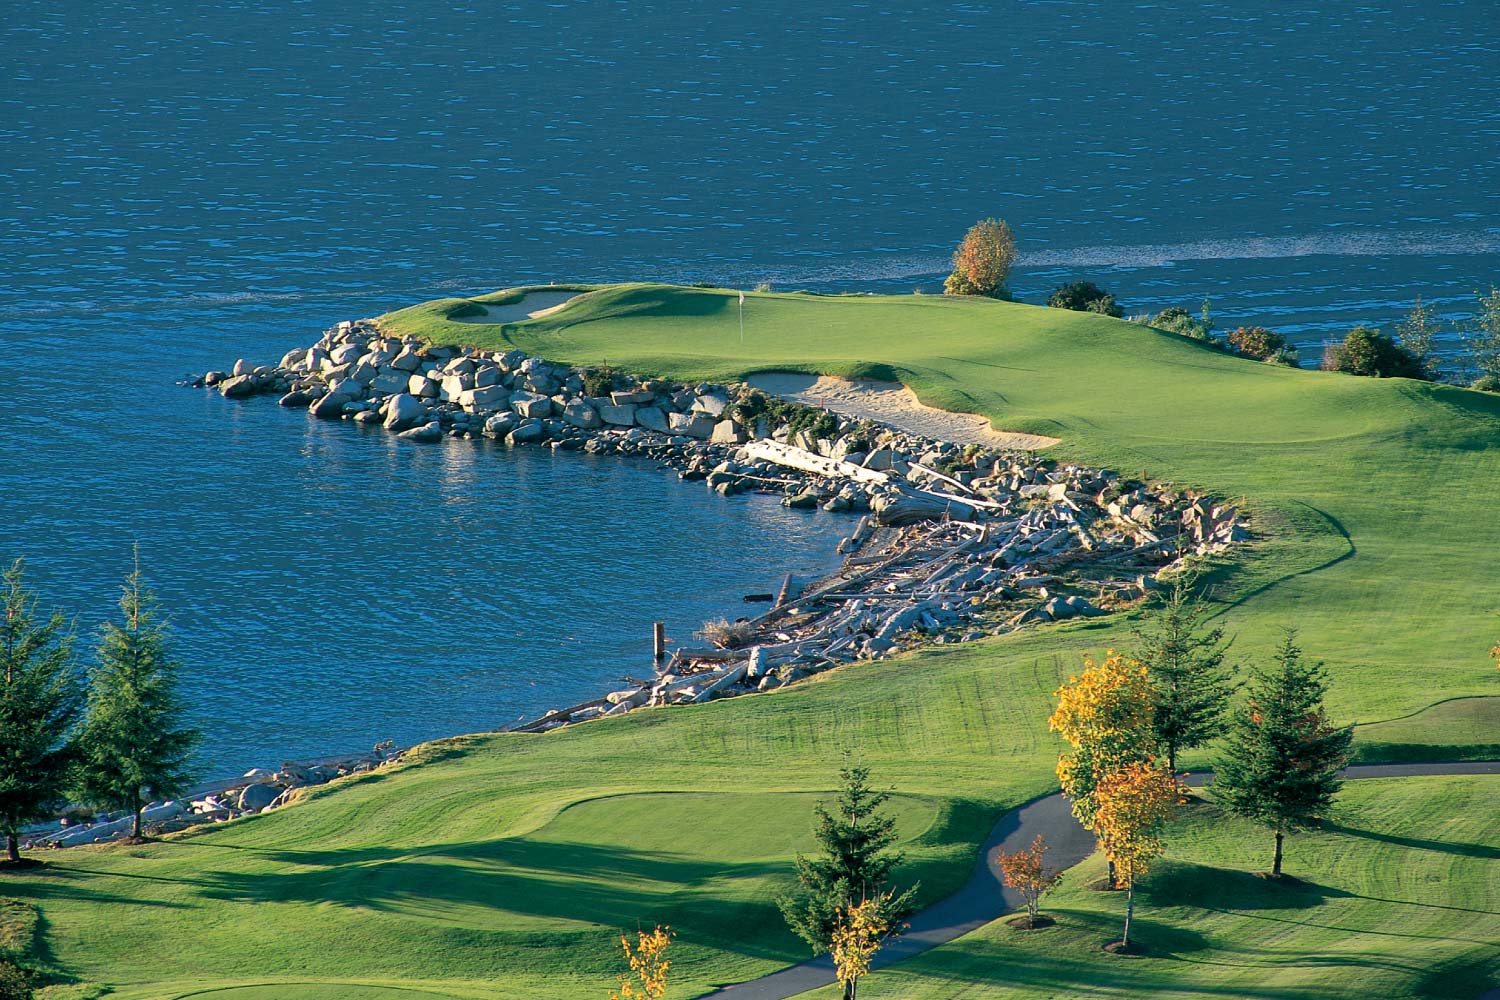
191, 314, 1249, 734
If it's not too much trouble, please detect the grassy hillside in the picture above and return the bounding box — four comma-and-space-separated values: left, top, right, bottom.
6, 284, 1497, 999
795, 775, 1500, 1000
384, 283, 1500, 727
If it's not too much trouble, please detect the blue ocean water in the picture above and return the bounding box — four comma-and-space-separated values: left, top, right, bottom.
2, 1, 1497, 772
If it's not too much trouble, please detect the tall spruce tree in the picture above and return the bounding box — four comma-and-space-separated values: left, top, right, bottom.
74, 562, 200, 840
778, 763, 918, 958
1132, 586, 1236, 778
0, 560, 84, 864
1213, 631, 1353, 876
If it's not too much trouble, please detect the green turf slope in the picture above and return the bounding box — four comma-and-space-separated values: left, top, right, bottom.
384, 283, 1500, 728
6, 284, 1497, 999
793, 775, 1500, 1000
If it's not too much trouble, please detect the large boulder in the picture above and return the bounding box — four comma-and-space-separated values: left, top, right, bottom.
218, 375, 258, 399
473, 365, 502, 389
711, 419, 746, 444
610, 389, 655, 405
668, 412, 716, 439
439, 373, 472, 400
329, 343, 362, 366
390, 348, 423, 372
231, 358, 252, 377
308, 393, 349, 419
238, 783, 278, 813
370, 368, 410, 394
460, 385, 510, 412
561, 399, 602, 429
483, 412, 519, 438
383, 393, 427, 431
507, 420, 545, 444
599, 403, 637, 427
692, 392, 730, 417
635, 406, 669, 433
510, 391, 553, 419
398, 422, 443, 443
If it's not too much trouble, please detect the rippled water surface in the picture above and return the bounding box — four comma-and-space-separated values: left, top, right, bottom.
2, 2, 1498, 772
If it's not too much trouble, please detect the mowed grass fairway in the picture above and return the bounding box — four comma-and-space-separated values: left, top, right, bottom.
793, 775, 1500, 1000
7, 284, 1499, 999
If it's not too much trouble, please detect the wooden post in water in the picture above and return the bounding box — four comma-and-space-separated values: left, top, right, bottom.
653, 621, 666, 664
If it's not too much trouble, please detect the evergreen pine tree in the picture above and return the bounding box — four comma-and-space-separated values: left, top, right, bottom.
1213, 631, 1353, 876
0, 559, 84, 864
74, 561, 200, 840
778, 763, 918, 960
1132, 586, 1237, 778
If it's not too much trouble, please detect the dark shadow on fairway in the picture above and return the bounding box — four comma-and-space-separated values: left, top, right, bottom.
1320, 821, 1500, 861
1145, 862, 1353, 914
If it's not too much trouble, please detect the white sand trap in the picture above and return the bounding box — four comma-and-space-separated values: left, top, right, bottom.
747, 372, 1061, 451
451, 290, 581, 324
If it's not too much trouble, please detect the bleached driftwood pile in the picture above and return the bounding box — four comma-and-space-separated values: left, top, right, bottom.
511, 450, 1249, 732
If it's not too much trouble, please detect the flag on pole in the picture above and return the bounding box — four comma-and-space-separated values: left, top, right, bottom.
738, 290, 745, 346
739, 291, 745, 306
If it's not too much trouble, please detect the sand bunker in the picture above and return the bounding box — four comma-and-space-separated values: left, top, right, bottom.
451, 290, 580, 324
746, 372, 1060, 451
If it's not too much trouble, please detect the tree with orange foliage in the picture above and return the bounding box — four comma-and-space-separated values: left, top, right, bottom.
610, 925, 673, 1000
997, 834, 1062, 928
830, 893, 892, 1000
943, 218, 1017, 298
1094, 761, 1178, 949
1048, 651, 1157, 840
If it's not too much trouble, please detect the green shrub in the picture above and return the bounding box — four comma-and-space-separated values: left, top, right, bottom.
1470, 374, 1500, 393
1325, 326, 1425, 379
0, 962, 30, 1000
1048, 281, 1123, 317
1149, 307, 1216, 343
581, 366, 618, 397
1227, 325, 1288, 361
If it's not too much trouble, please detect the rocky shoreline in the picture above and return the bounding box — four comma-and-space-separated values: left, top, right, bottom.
188, 315, 1248, 733
37, 312, 1250, 848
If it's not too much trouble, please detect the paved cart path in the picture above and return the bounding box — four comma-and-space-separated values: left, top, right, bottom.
701, 761, 1500, 1000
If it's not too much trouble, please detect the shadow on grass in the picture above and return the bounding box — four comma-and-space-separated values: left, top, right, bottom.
1320, 821, 1500, 861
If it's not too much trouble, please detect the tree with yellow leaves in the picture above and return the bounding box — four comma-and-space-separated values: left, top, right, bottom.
1048, 651, 1158, 887
1094, 761, 1178, 949
610, 925, 673, 1000
830, 893, 892, 1000
943, 218, 1017, 298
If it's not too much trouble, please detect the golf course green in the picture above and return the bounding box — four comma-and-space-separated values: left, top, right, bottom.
5, 284, 1496, 999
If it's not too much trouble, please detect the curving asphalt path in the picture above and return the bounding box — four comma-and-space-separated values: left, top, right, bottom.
700, 761, 1500, 1000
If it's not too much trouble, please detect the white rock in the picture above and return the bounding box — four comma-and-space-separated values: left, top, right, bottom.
383, 393, 427, 431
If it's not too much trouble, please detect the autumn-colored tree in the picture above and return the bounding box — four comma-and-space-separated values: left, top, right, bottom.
609, 925, 673, 1000
1213, 631, 1353, 876
1226, 325, 1287, 361
996, 834, 1062, 928
1049, 651, 1157, 832
1095, 761, 1178, 948
943, 218, 1017, 298
830, 893, 892, 1000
